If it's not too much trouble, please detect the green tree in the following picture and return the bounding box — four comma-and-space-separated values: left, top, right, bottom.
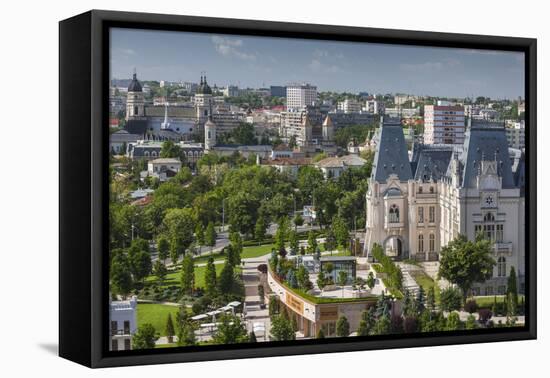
316, 270, 327, 292
275, 217, 289, 252
157, 236, 170, 264
195, 222, 205, 253
254, 215, 267, 245
316, 328, 325, 339
336, 316, 350, 337
293, 214, 304, 228
307, 231, 318, 254
163, 208, 195, 262
160, 140, 182, 159
229, 232, 243, 266
325, 228, 336, 254
288, 229, 299, 255
507, 266, 518, 318
128, 238, 152, 283
165, 313, 175, 343
153, 260, 167, 285
270, 315, 296, 341
110, 251, 133, 297
212, 314, 248, 344
172, 166, 192, 184
439, 287, 463, 312
357, 320, 369, 336
180, 254, 195, 295
373, 315, 391, 335
445, 311, 462, 331
218, 259, 235, 295
465, 314, 478, 330
205, 221, 217, 254
366, 271, 375, 290
332, 216, 350, 251
177, 319, 197, 346
337, 270, 348, 297
204, 257, 217, 297
132, 324, 158, 349
296, 265, 310, 290
438, 234, 495, 303
426, 286, 436, 311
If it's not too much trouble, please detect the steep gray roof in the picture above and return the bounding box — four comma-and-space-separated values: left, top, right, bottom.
371, 118, 413, 182
412, 145, 454, 182
460, 122, 516, 189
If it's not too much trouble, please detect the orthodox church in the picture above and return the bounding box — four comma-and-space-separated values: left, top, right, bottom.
364, 117, 525, 295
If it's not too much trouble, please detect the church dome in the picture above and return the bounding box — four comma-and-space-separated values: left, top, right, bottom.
128, 72, 142, 92
197, 75, 212, 95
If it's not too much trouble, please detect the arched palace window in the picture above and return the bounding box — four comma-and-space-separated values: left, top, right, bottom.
389, 204, 400, 223
497, 256, 507, 277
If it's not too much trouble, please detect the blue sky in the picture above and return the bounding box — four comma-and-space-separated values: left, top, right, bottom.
110, 27, 524, 99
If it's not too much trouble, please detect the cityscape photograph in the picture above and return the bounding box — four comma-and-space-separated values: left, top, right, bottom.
108, 27, 527, 351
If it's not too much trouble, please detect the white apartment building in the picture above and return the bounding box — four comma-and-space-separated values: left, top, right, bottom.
110, 296, 138, 351
365, 99, 384, 114
424, 105, 465, 145
286, 83, 317, 110
506, 120, 526, 149
337, 98, 362, 113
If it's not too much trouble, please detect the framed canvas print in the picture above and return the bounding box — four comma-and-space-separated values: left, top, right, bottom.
59, 10, 536, 368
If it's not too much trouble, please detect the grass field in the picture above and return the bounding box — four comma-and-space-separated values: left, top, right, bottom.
474, 295, 525, 308
242, 243, 276, 259
136, 303, 180, 336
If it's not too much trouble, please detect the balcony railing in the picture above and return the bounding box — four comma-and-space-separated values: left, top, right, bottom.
492, 241, 513, 255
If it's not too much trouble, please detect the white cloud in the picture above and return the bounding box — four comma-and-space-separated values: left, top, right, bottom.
309, 59, 342, 73
399, 58, 461, 72
211, 36, 256, 61
313, 49, 345, 60
115, 48, 136, 56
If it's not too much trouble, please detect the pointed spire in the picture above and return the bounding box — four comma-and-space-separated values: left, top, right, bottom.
322, 114, 333, 127
302, 113, 311, 127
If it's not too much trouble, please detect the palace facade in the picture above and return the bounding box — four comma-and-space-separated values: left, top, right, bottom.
364, 117, 526, 295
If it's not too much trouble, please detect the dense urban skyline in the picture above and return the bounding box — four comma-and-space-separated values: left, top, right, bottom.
110, 27, 524, 100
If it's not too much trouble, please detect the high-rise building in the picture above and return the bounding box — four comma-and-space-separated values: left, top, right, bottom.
423, 105, 465, 144
286, 83, 317, 110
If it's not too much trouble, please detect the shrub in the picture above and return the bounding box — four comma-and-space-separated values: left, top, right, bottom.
403, 316, 418, 333
464, 299, 478, 314
478, 308, 493, 324
390, 314, 403, 333
439, 287, 462, 312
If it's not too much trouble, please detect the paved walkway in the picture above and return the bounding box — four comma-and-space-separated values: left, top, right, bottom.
241, 253, 271, 341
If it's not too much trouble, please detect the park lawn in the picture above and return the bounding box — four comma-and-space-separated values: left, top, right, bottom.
475, 295, 525, 308
242, 243, 276, 259
155, 343, 178, 349
137, 303, 180, 337
411, 271, 435, 293
148, 263, 226, 289
194, 263, 226, 288
192, 252, 226, 265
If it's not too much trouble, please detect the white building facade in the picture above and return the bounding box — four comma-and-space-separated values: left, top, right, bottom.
286, 83, 317, 110
110, 296, 138, 351
424, 105, 465, 145
364, 118, 525, 295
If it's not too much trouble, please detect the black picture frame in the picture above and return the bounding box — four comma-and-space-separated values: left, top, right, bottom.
59, 9, 537, 368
